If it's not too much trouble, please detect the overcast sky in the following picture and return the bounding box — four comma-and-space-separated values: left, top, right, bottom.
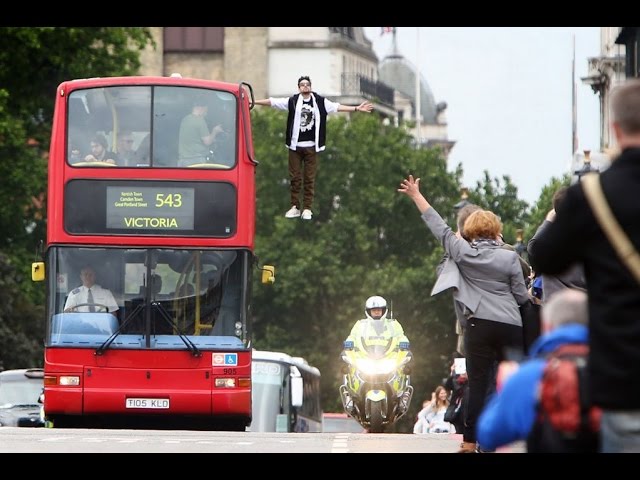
363, 27, 601, 205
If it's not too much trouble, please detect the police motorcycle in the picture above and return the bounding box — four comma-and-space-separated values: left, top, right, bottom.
339, 298, 413, 433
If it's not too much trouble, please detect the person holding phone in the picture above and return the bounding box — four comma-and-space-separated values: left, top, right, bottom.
445, 353, 469, 435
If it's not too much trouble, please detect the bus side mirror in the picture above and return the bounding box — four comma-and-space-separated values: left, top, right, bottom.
291, 374, 303, 408
261, 265, 275, 284
32, 262, 45, 282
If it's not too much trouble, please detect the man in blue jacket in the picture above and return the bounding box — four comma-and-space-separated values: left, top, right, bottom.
476, 288, 589, 452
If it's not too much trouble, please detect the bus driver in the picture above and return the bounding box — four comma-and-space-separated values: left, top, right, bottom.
64, 264, 119, 315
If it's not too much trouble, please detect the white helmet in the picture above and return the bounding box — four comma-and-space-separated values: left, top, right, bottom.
365, 295, 388, 321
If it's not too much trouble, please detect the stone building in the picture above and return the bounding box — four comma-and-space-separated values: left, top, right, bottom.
576, 27, 639, 176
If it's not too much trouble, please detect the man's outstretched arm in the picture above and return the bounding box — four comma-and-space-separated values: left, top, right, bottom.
337, 101, 374, 113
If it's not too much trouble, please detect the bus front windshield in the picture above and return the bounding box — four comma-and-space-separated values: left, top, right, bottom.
46, 247, 250, 350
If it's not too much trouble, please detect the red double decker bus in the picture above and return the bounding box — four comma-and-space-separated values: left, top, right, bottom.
32, 75, 273, 430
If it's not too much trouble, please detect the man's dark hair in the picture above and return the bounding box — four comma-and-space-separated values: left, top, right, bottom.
552, 186, 568, 211
456, 204, 481, 238
298, 75, 311, 86
92, 134, 108, 150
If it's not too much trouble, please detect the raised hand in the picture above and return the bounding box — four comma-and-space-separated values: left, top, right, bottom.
398, 175, 431, 214
397, 175, 421, 198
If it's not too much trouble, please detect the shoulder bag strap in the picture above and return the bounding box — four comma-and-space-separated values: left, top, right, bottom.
581, 173, 640, 284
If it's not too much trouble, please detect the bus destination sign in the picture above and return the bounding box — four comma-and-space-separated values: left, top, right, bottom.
106, 186, 195, 230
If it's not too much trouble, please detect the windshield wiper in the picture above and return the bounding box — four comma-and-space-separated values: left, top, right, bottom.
96, 302, 201, 357
151, 301, 201, 357
95, 303, 145, 355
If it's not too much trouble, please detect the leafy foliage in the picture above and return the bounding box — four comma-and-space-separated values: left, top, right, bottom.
0, 252, 44, 370
525, 174, 571, 241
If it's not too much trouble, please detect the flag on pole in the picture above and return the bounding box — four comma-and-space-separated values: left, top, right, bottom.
381, 27, 396, 36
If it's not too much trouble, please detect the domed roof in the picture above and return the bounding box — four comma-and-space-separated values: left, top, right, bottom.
379, 54, 438, 124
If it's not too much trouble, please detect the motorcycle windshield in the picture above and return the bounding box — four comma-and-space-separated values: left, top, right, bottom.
361, 339, 393, 359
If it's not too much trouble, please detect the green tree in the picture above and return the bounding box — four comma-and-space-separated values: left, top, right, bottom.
525, 174, 571, 242
0, 27, 154, 368
0, 252, 44, 369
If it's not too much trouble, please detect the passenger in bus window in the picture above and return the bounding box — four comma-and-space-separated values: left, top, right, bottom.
178, 95, 224, 167
68, 143, 83, 164
63, 264, 119, 315
84, 134, 117, 164
115, 131, 136, 167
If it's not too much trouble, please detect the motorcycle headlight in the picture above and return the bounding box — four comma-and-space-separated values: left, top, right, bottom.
355, 358, 397, 375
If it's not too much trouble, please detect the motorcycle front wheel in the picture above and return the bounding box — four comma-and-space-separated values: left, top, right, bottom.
369, 401, 385, 433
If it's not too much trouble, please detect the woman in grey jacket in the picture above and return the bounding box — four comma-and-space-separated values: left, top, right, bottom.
398, 175, 530, 453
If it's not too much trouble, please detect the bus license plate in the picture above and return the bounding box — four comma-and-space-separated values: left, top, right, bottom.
125, 398, 170, 409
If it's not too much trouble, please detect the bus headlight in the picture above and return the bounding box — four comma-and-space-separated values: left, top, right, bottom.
59, 376, 81, 386
215, 378, 236, 388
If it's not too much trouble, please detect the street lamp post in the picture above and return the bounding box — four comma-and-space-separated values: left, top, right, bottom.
574, 150, 600, 179
514, 228, 527, 259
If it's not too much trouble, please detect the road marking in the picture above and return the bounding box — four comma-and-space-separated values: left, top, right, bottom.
39, 436, 67, 442
331, 433, 350, 453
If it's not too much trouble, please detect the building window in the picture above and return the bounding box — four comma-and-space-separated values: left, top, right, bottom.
329, 27, 354, 39
164, 27, 224, 53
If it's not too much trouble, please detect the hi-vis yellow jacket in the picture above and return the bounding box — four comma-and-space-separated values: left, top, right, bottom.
346, 318, 409, 352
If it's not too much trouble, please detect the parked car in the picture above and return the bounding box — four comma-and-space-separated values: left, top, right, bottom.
0, 368, 45, 427
322, 412, 366, 433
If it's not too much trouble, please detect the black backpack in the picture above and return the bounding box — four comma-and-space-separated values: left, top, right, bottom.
526, 343, 601, 453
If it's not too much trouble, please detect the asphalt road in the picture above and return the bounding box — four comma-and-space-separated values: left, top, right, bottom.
0, 428, 525, 453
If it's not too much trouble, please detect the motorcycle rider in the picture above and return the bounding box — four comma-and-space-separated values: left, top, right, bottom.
341, 295, 413, 428
344, 296, 409, 353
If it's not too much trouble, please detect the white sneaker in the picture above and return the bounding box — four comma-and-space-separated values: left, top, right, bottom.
285, 206, 301, 218
301, 209, 313, 220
